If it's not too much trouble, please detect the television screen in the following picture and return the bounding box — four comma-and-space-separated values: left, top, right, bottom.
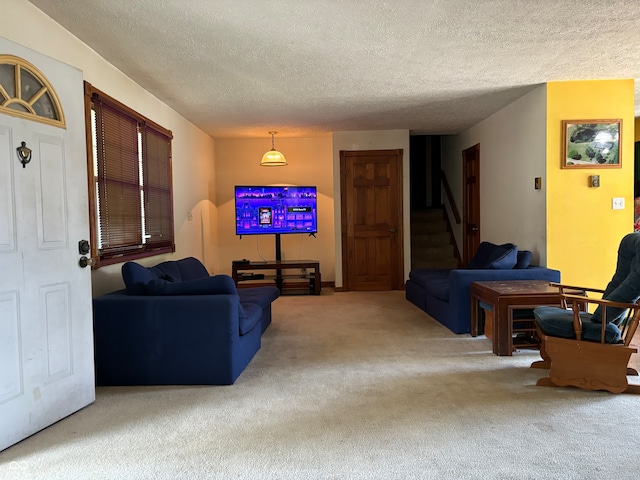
235, 185, 318, 235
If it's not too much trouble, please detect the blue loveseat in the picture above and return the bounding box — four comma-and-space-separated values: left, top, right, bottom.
92, 257, 280, 385
406, 242, 561, 334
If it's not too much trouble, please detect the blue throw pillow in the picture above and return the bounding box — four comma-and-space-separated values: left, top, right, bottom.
514, 250, 532, 269
487, 245, 518, 269
467, 242, 499, 269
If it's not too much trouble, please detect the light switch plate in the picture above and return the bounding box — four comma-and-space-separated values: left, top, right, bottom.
612, 197, 625, 210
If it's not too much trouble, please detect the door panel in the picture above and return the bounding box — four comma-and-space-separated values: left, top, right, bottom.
34, 134, 67, 248
341, 149, 403, 291
0, 291, 21, 404
0, 40, 94, 452
0, 126, 16, 251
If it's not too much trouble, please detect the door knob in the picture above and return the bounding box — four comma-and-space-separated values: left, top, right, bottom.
79, 256, 96, 268
389, 228, 397, 233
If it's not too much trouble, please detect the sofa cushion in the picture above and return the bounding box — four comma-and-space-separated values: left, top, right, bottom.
423, 276, 450, 302
515, 250, 532, 269
122, 262, 158, 295
149, 257, 210, 283
408, 269, 450, 288
533, 306, 622, 343
145, 274, 238, 296
487, 244, 518, 269
467, 242, 496, 269
238, 286, 281, 308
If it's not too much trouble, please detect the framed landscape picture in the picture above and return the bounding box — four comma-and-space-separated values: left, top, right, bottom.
561, 119, 622, 168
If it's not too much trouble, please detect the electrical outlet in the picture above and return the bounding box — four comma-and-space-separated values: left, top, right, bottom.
612, 197, 625, 210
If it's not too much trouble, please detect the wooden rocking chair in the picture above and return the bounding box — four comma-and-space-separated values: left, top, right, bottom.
532, 283, 640, 394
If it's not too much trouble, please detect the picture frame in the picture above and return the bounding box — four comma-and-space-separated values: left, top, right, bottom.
561, 119, 622, 168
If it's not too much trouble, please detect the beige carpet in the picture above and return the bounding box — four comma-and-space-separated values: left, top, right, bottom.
1, 290, 639, 480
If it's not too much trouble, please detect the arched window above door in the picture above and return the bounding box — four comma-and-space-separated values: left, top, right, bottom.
0, 54, 65, 128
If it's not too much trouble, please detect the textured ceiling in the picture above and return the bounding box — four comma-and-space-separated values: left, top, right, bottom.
27, 0, 640, 138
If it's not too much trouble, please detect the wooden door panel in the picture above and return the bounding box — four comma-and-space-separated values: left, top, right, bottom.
341, 149, 403, 291
353, 236, 392, 290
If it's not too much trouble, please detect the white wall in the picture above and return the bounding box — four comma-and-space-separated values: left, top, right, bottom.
441, 85, 548, 265
2, 0, 218, 295
332, 130, 411, 287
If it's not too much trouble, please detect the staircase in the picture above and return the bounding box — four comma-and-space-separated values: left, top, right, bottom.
410, 208, 460, 270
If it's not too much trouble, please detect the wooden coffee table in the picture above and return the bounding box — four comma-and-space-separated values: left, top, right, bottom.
470, 280, 562, 356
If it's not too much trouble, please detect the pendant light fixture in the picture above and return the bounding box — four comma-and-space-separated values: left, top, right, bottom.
260, 131, 287, 166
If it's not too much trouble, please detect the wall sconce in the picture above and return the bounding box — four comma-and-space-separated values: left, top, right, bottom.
260, 131, 287, 167
589, 175, 600, 188
16, 141, 32, 168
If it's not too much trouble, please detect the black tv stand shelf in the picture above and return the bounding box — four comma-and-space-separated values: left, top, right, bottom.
232, 260, 321, 295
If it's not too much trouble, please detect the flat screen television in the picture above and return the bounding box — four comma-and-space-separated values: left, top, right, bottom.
235, 185, 318, 236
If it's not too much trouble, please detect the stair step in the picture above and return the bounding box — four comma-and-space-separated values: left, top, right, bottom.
411, 220, 448, 234
411, 208, 445, 222
410, 207, 458, 271
412, 244, 454, 259
411, 232, 451, 247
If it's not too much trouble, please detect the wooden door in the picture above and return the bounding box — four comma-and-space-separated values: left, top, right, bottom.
340, 149, 403, 291
0, 41, 95, 451
462, 144, 480, 265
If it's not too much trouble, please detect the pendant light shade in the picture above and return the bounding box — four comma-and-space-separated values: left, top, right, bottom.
261, 131, 287, 166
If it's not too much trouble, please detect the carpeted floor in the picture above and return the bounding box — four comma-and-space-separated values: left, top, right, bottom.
1, 290, 639, 479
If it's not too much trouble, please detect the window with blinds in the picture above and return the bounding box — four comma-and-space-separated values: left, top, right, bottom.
84, 82, 174, 266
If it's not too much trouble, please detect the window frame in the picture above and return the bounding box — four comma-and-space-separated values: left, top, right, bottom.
84, 81, 175, 268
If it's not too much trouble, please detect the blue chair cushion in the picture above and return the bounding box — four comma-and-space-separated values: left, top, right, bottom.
533, 306, 622, 343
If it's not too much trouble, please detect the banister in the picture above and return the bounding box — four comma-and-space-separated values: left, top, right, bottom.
441, 170, 461, 224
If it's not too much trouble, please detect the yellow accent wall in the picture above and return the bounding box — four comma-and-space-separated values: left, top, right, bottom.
546, 80, 635, 287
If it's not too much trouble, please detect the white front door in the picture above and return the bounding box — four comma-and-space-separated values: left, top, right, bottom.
0, 39, 95, 452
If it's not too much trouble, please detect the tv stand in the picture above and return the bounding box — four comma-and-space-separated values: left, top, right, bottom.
232, 260, 321, 295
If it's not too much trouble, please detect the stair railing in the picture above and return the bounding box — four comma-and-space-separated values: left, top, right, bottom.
441, 170, 461, 224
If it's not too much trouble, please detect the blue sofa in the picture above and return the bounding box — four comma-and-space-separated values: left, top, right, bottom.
406, 242, 561, 334
92, 257, 280, 385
